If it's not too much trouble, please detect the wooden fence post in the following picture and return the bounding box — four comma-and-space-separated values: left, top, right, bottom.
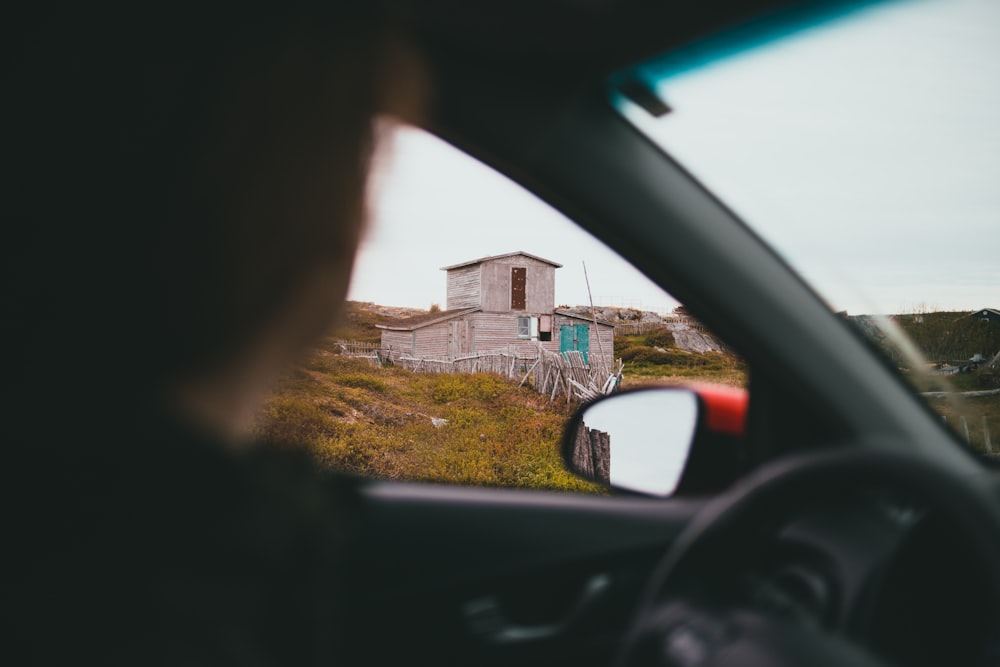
572, 422, 611, 485
984, 417, 992, 453
572, 424, 594, 479
590, 429, 611, 484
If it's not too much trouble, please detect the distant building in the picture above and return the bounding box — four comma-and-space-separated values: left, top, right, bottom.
972, 308, 1000, 325
378, 251, 615, 370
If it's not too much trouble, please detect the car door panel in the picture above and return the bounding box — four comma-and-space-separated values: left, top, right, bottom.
348, 482, 704, 666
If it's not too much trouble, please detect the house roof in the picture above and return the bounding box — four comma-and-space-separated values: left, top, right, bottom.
440, 251, 562, 271
375, 307, 481, 331
554, 309, 616, 327
973, 308, 1000, 318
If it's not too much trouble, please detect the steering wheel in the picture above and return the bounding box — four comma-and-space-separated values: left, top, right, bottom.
616, 446, 1000, 667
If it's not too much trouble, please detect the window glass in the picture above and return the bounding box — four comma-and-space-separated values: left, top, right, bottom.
517, 316, 531, 339
615, 0, 999, 455
253, 124, 747, 491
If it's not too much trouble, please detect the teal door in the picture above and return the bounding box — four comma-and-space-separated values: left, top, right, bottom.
575, 325, 590, 363
559, 324, 590, 364
559, 325, 574, 355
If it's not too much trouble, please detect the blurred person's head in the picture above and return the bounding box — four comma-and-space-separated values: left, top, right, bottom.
7, 3, 424, 440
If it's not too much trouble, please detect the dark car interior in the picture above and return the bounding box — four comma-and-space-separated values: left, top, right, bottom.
335, 2, 1000, 666
9, 1, 999, 665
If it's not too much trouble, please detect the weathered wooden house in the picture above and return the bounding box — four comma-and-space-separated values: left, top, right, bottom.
378, 252, 615, 370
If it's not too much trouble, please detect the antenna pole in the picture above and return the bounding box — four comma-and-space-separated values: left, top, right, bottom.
583, 261, 609, 376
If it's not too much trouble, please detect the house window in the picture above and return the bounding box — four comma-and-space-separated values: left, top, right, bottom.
517, 315, 531, 338
539, 314, 552, 342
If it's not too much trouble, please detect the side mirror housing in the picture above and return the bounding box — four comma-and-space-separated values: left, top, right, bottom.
560, 385, 748, 497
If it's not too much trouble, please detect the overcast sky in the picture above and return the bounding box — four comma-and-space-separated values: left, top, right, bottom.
350, 126, 678, 313
349, 0, 998, 316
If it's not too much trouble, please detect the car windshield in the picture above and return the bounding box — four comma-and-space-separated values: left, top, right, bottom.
614, 0, 999, 455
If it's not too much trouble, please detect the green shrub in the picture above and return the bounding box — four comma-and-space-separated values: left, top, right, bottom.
644, 328, 676, 348
613, 335, 637, 357
253, 332, 607, 493
466, 374, 506, 401
619, 345, 677, 365
307, 354, 376, 375
431, 373, 507, 403
334, 373, 388, 393
431, 375, 467, 403
254, 396, 341, 445
617, 344, 641, 362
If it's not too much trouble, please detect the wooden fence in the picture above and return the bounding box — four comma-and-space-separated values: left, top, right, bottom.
332, 337, 622, 402
614, 317, 709, 337
387, 344, 621, 403
571, 423, 610, 484
336, 340, 385, 366
923, 388, 998, 455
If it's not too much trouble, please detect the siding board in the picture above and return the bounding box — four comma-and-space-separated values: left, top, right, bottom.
474, 255, 555, 313
422, 326, 450, 358
446, 266, 481, 309
381, 330, 414, 357
448, 320, 473, 357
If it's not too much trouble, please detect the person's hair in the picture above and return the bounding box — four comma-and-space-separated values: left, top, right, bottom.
7, 4, 390, 406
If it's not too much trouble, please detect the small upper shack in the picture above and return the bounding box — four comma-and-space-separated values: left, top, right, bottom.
378, 252, 614, 369
443, 251, 559, 313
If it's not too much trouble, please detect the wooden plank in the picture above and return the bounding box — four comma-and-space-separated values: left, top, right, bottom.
446, 265, 481, 309
519, 359, 541, 386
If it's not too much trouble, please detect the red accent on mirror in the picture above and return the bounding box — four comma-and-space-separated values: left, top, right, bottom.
693, 384, 748, 437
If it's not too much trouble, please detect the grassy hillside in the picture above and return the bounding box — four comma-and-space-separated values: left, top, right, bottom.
328, 301, 427, 343
896, 311, 999, 362
258, 304, 997, 485
253, 334, 601, 492
847, 310, 1000, 455
852, 311, 1000, 364
614, 328, 748, 388
926, 395, 1000, 454
253, 304, 746, 490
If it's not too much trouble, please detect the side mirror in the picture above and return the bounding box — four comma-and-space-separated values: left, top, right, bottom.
561, 385, 748, 497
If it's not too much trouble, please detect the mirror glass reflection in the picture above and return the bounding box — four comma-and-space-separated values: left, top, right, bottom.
572, 389, 699, 497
